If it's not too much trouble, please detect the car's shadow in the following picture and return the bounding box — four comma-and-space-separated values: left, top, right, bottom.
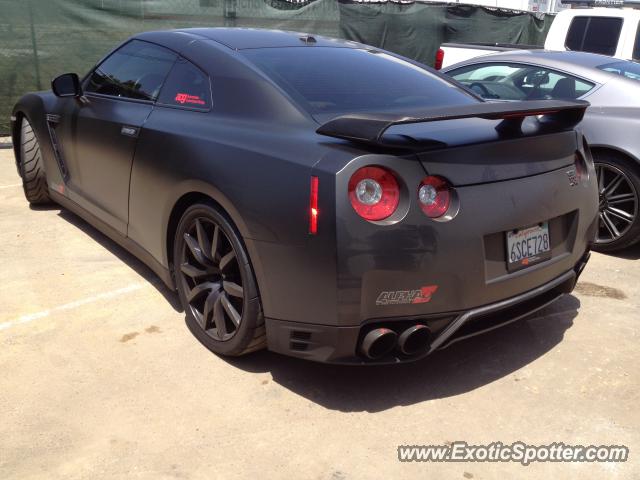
604, 241, 640, 260
47, 204, 579, 412
224, 295, 579, 413
50, 206, 182, 312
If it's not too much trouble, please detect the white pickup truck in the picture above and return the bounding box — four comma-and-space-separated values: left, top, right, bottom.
436, 5, 640, 70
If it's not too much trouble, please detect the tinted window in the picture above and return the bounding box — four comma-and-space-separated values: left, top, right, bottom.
85, 40, 176, 101
598, 60, 640, 83
634, 24, 640, 61
157, 58, 211, 110
451, 64, 521, 83
243, 47, 475, 116
566, 17, 623, 56
566, 17, 589, 51
583, 18, 623, 55
448, 63, 594, 101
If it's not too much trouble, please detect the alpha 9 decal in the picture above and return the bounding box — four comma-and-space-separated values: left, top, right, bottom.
376, 285, 439, 306
174, 93, 206, 106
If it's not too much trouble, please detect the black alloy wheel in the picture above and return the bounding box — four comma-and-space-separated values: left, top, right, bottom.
593, 153, 640, 252
174, 203, 265, 356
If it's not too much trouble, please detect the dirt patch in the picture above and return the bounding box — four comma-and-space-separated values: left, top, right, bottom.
575, 282, 626, 300
120, 332, 139, 343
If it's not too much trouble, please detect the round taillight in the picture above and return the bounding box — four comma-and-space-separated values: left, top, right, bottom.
348, 166, 400, 221
418, 176, 451, 218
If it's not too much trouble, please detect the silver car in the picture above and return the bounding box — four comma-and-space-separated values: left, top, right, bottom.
444, 50, 640, 252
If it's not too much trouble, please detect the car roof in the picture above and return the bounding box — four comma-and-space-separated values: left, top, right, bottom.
139, 27, 360, 51
444, 49, 625, 84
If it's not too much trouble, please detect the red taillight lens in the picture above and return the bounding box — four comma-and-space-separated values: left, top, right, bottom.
434, 48, 445, 70
418, 176, 451, 218
309, 176, 319, 234
348, 166, 400, 221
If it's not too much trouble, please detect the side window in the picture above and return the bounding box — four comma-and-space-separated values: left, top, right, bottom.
448, 63, 594, 101
536, 71, 594, 98
583, 17, 623, 56
565, 17, 588, 52
157, 58, 212, 110
85, 40, 177, 101
450, 64, 520, 82
565, 16, 623, 56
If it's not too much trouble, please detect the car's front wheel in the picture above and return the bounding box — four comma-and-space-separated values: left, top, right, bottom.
173, 203, 266, 356
19, 117, 51, 205
593, 151, 640, 252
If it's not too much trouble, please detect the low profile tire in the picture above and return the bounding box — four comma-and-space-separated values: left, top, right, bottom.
173, 203, 266, 356
19, 117, 51, 205
593, 152, 640, 253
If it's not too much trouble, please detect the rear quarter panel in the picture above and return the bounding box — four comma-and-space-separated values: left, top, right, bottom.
581, 106, 640, 164
127, 107, 361, 322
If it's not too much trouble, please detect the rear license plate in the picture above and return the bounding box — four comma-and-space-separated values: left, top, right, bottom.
506, 222, 551, 272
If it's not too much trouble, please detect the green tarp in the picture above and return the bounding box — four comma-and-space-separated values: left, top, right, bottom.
0, 0, 553, 133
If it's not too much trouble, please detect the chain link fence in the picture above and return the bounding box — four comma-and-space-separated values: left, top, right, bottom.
0, 0, 553, 135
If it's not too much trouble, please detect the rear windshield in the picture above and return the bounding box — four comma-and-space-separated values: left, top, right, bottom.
597, 60, 640, 83
242, 47, 476, 117
565, 17, 623, 56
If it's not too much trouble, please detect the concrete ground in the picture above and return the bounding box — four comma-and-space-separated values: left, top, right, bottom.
0, 147, 638, 480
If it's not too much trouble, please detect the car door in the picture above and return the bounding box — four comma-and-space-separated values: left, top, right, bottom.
127, 56, 213, 253
55, 40, 177, 234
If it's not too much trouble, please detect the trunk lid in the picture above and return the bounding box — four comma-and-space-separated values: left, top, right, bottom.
412, 128, 578, 186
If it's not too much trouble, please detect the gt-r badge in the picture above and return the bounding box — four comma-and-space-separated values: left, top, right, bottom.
376, 285, 439, 306
566, 168, 579, 187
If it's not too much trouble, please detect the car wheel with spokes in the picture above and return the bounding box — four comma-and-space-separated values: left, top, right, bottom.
173, 203, 266, 356
593, 152, 640, 252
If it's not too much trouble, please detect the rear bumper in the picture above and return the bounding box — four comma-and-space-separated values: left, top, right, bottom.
265, 250, 590, 364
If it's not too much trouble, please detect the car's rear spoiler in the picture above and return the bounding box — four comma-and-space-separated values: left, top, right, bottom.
316, 100, 589, 147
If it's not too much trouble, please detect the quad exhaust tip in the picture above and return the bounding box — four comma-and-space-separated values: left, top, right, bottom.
360, 324, 432, 360
397, 324, 431, 356
360, 328, 398, 360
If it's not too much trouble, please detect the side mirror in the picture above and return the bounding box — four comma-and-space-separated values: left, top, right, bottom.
52, 73, 82, 98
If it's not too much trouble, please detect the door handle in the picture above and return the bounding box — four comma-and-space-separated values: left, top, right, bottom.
120, 125, 139, 138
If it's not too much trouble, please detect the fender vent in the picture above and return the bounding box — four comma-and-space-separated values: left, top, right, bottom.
45, 114, 69, 181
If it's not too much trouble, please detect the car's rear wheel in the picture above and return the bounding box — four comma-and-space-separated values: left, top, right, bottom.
19, 117, 51, 205
173, 203, 266, 356
593, 152, 640, 252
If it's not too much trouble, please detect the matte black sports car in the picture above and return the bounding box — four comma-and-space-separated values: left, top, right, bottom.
11, 28, 598, 364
